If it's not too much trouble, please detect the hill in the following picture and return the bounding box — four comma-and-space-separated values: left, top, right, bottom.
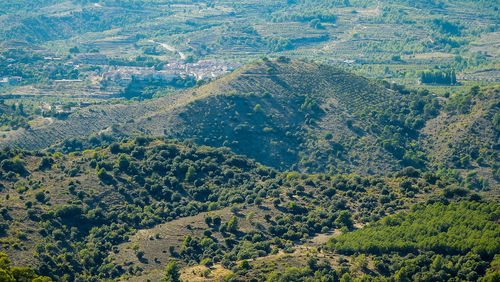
123, 58, 410, 174
0, 136, 471, 281
0, 59, 441, 174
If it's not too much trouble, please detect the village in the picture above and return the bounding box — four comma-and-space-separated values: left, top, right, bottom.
1, 53, 241, 87
0, 51, 242, 104
0, 53, 243, 117
100, 59, 242, 85
54, 52, 242, 85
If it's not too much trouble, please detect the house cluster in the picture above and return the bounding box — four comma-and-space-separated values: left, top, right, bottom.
101, 66, 178, 85
0, 76, 23, 86
167, 59, 242, 80
101, 60, 242, 85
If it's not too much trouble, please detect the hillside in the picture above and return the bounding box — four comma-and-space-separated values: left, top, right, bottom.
0, 137, 276, 279
183, 201, 500, 282
0, 85, 194, 149
0, 136, 475, 281
0, 59, 441, 174
421, 86, 500, 192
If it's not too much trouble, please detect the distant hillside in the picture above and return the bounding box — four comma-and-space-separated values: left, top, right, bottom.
0, 59, 441, 174
0, 1, 157, 43
0, 87, 193, 149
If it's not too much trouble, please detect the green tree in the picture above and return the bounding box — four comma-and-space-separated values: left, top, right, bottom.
164, 261, 181, 282
35, 191, 45, 202
69, 46, 80, 54
335, 210, 354, 229
37, 157, 54, 171
239, 260, 252, 270
116, 154, 130, 172
493, 113, 500, 131
1, 158, 27, 175
109, 143, 121, 154
97, 168, 113, 183
0, 253, 51, 281
185, 166, 196, 182
227, 216, 239, 233
11, 267, 37, 281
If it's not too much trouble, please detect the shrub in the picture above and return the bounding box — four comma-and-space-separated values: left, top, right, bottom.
109, 143, 121, 154
1, 158, 27, 175
97, 168, 113, 184
35, 191, 45, 202
37, 157, 54, 170
164, 261, 180, 282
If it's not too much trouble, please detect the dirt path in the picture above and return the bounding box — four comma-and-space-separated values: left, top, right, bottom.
149, 40, 187, 59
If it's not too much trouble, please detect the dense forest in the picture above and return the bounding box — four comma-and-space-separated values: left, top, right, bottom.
326, 201, 499, 281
